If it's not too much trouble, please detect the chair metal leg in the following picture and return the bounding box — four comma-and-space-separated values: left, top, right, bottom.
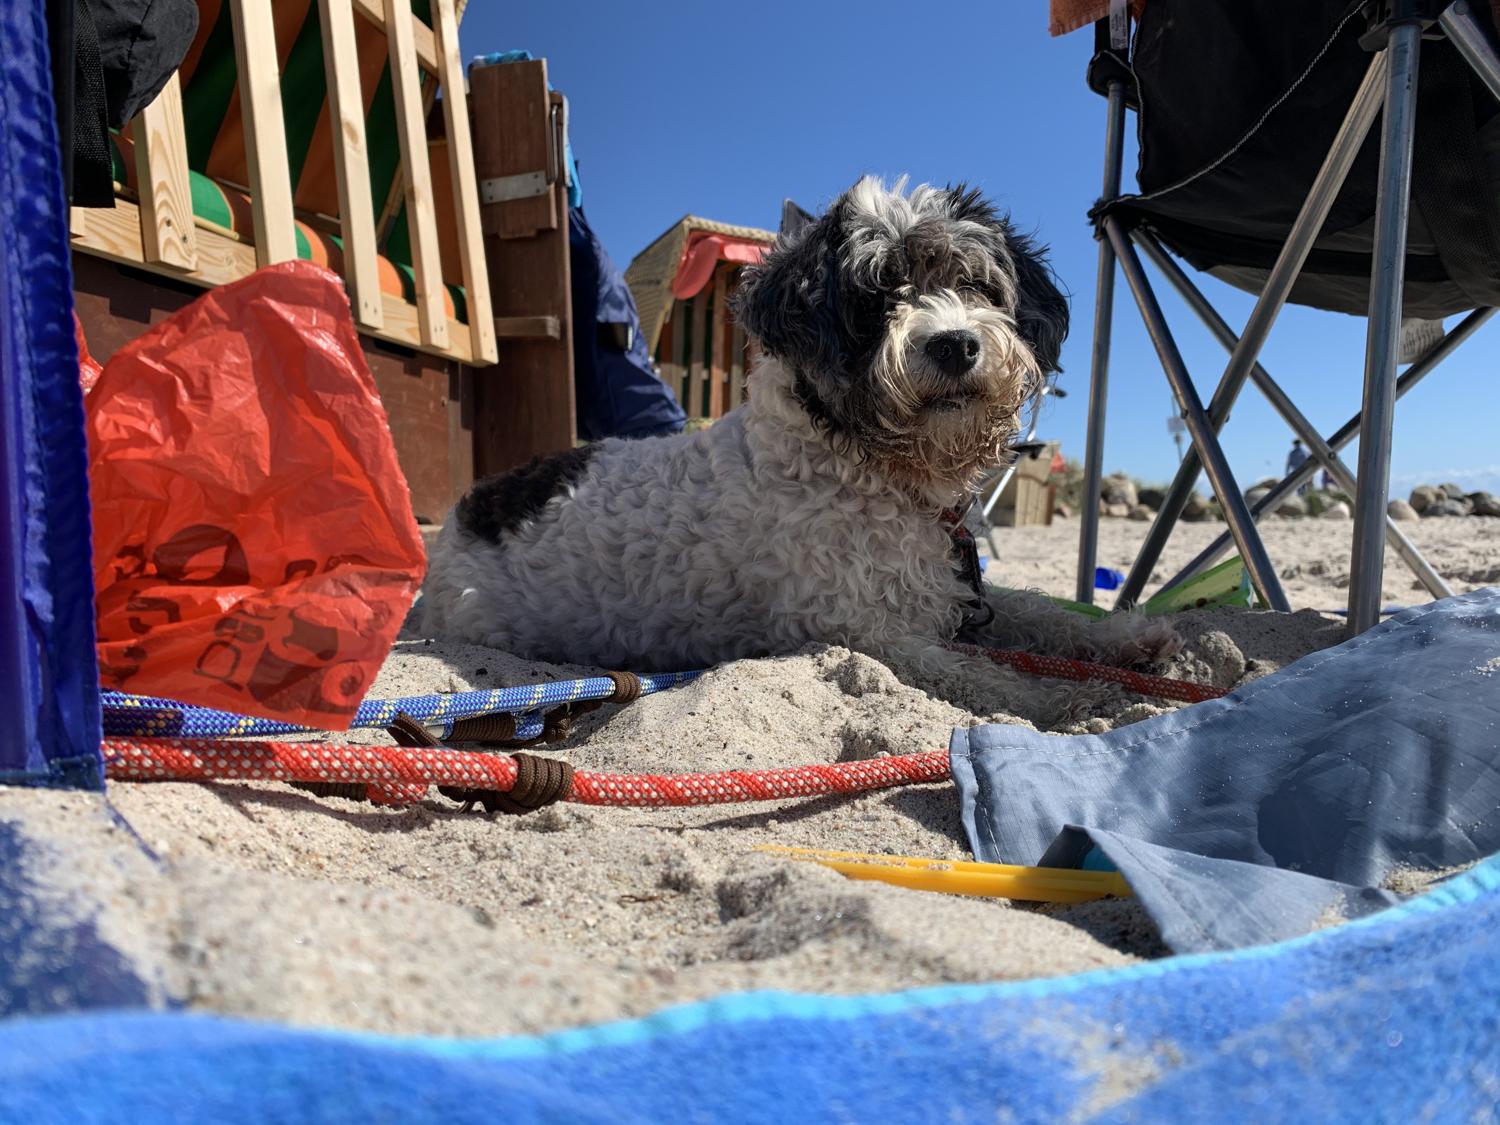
1349, 22, 1423, 637
1442, 0, 1500, 102
1075, 78, 1128, 604
979, 413, 1042, 520
1104, 218, 1292, 611
1134, 231, 1454, 601
1113, 52, 1390, 610
1158, 307, 1496, 590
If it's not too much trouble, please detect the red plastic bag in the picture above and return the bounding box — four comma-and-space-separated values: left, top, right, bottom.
88, 261, 426, 728
76, 313, 103, 393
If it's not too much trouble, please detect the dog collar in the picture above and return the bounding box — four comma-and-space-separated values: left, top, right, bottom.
940, 499, 995, 640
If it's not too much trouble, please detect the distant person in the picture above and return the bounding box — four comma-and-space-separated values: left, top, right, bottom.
1286, 439, 1310, 495
1320, 468, 1335, 492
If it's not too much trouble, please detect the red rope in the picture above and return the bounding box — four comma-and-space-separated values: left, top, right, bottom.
102, 738, 951, 808
954, 644, 1227, 705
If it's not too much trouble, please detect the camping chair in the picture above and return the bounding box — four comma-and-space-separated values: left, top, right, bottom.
1068, 0, 1500, 635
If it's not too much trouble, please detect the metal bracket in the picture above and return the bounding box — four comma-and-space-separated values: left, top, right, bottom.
479, 171, 549, 204
1359, 0, 1450, 49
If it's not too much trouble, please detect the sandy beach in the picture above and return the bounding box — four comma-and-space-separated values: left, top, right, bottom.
6, 515, 1496, 1039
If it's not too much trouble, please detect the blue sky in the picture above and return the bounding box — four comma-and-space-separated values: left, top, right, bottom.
460, 2, 1498, 496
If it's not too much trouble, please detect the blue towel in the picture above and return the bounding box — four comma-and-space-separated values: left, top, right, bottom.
951, 589, 1500, 952
1, 855, 1498, 1122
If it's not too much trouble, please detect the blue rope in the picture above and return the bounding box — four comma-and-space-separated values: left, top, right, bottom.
101, 671, 701, 738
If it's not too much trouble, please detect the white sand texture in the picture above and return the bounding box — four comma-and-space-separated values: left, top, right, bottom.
4, 517, 1496, 1038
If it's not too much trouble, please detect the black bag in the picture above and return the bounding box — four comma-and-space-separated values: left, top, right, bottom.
1100, 0, 1500, 319
50, 0, 199, 207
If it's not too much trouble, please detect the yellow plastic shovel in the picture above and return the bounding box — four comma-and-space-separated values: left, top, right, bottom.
758, 845, 1132, 904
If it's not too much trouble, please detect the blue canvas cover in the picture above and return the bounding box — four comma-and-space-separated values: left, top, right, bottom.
570, 206, 687, 441
1, 854, 1498, 1122
0, 1, 103, 788
951, 590, 1500, 953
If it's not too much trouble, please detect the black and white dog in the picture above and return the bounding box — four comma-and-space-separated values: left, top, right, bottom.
420, 178, 1177, 724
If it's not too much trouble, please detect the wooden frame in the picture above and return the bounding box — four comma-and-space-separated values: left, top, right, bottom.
318, 0, 383, 328
73, 0, 495, 367
433, 0, 496, 362
228, 0, 298, 265
383, 0, 447, 350
131, 73, 198, 271
72, 196, 478, 362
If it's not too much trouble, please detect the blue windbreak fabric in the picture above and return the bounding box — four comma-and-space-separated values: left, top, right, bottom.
0, 1, 102, 788
570, 206, 687, 441
1, 854, 1498, 1123
951, 589, 1500, 953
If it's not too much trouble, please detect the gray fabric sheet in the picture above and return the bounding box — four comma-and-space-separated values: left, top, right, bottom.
950, 589, 1500, 953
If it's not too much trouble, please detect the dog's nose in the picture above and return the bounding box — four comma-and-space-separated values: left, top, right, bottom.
924, 331, 980, 376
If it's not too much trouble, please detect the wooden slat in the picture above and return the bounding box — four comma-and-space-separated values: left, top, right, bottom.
318, 0, 384, 328
131, 73, 198, 271
350, 0, 437, 72
476, 62, 558, 240
470, 61, 576, 476
687, 292, 709, 418
228, 0, 299, 266
383, 0, 448, 349
709, 265, 729, 418
71, 198, 474, 362
729, 320, 747, 410
432, 0, 496, 363
493, 315, 560, 340
69, 208, 88, 239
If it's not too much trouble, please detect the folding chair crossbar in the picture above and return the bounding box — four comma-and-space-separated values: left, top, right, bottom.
1159, 306, 1496, 592
1135, 230, 1456, 602
1075, 1, 1500, 633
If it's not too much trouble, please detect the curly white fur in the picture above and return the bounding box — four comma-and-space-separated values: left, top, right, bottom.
420, 179, 1178, 727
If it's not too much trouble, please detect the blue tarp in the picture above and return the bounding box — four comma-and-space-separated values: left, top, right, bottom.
570, 206, 687, 441
1, 854, 1498, 1122
0, 0, 102, 788
952, 590, 1500, 954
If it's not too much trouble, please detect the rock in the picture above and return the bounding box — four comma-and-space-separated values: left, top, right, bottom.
1320, 501, 1351, 520
1424, 498, 1470, 518
1276, 494, 1306, 518
1129, 505, 1153, 521
1252, 477, 1279, 492
1388, 499, 1419, 521
1053, 502, 1072, 519
1196, 630, 1246, 688
1137, 487, 1165, 511
1182, 492, 1210, 522
1469, 491, 1500, 518
1105, 502, 1131, 519
1409, 485, 1442, 513
1245, 487, 1270, 509
1101, 473, 1138, 509
1441, 482, 1467, 500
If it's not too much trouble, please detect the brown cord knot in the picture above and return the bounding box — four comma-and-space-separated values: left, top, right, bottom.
486, 752, 575, 814
606, 670, 643, 704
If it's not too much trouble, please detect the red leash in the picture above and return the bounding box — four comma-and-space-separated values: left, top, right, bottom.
953, 643, 1228, 705
103, 738, 951, 808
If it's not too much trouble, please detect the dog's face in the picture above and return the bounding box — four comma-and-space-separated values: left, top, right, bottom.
733, 177, 1068, 492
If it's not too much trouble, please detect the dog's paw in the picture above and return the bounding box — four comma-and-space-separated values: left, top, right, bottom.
1081, 613, 1183, 668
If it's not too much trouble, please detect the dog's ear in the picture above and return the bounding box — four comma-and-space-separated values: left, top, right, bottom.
1006, 231, 1070, 374
731, 202, 846, 375
947, 186, 1070, 372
